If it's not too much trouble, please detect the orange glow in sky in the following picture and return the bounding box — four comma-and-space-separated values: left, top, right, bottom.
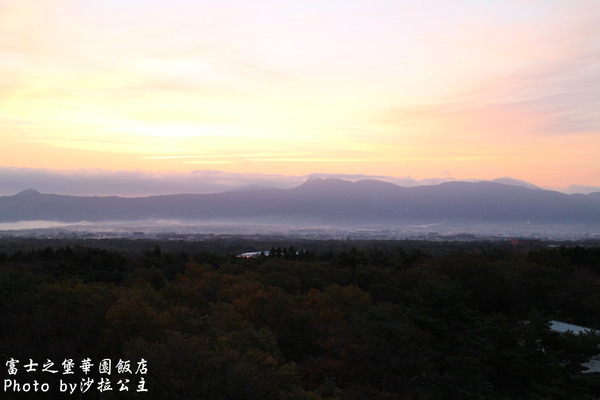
1, 0, 599, 192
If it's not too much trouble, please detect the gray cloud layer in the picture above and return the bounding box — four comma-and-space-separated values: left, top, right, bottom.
0, 168, 297, 196
0, 167, 457, 197
1, 167, 597, 197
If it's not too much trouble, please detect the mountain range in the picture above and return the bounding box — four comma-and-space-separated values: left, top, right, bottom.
1, 178, 599, 226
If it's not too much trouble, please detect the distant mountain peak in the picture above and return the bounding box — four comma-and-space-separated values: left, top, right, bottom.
490, 177, 542, 190
14, 189, 41, 197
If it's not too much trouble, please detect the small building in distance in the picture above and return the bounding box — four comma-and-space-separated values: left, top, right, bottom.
237, 251, 270, 258
550, 321, 594, 335
511, 238, 542, 246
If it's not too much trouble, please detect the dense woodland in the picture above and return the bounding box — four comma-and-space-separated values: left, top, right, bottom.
1, 237, 600, 399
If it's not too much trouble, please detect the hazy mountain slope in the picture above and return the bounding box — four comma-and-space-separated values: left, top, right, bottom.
1, 179, 599, 225
490, 177, 543, 190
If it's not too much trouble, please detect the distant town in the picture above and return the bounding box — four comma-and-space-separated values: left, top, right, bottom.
1, 222, 598, 246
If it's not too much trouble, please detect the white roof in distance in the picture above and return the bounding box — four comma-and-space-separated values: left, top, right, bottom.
550, 320, 596, 334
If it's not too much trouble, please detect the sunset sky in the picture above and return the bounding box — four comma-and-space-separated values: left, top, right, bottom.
1, 0, 599, 195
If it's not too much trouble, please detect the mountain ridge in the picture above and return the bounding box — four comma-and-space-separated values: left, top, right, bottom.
2, 178, 599, 225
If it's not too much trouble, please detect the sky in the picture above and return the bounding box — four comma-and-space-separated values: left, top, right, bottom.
1, 0, 599, 195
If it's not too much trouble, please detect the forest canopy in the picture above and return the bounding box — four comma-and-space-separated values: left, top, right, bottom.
1, 237, 599, 399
